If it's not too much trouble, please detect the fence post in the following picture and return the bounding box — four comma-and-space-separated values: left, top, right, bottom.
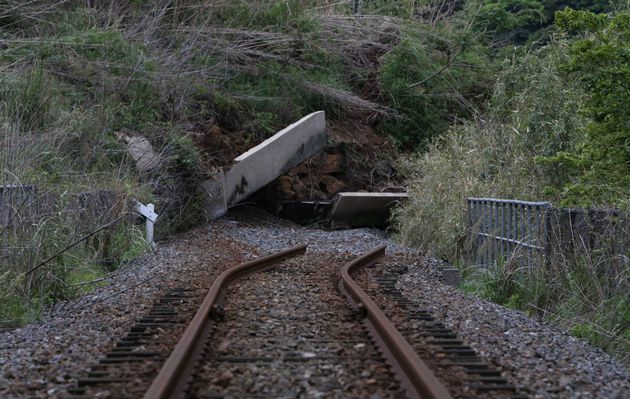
543, 205, 552, 270
136, 202, 158, 250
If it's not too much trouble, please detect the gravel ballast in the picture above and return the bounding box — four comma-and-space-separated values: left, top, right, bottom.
0, 229, 259, 398
1, 208, 628, 398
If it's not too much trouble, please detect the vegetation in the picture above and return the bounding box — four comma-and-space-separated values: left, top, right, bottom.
0, 0, 627, 364
0, 0, 498, 325
393, 4, 629, 362
542, 9, 630, 207
469, 0, 612, 44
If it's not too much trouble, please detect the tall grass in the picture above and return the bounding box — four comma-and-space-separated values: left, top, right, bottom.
393, 38, 582, 259
0, 4, 155, 324
461, 217, 629, 364
393, 38, 629, 362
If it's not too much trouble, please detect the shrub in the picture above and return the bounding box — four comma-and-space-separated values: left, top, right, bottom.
379, 27, 491, 149
393, 16, 629, 361
541, 9, 630, 208
393, 37, 583, 258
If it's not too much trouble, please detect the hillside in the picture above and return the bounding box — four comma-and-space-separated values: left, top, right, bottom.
1, 0, 628, 363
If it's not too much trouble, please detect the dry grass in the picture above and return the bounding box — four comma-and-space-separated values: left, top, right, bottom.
392, 38, 629, 362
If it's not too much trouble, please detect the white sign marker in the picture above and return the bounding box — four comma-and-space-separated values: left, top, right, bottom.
136, 202, 158, 249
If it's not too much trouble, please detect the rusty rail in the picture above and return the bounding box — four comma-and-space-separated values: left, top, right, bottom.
144, 245, 307, 399
339, 245, 452, 399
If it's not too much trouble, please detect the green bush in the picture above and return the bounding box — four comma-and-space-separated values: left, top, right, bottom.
541, 9, 630, 208
393, 10, 629, 362
468, 0, 614, 44
364, 0, 417, 17
379, 28, 491, 149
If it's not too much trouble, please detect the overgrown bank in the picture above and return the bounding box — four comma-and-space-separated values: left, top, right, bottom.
0, 1, 490, 325
394, 7, 629, 363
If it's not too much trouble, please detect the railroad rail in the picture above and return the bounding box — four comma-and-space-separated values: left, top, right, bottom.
144, 245, 307, 399
68, 244, 525, 398
339, 245, 452, 399
143, 244, 454, 399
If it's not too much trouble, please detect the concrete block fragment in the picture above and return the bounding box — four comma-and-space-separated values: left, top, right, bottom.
329, 192, 408, 228
115, 133, 161, 174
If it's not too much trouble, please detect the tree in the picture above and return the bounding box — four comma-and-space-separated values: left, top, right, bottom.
547, 9, 630, 207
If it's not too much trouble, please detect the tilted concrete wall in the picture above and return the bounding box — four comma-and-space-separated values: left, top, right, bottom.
224, 111, 327, 206
200, 171, 227, 220
328, 192, 408, 228
200, 111, 328, 220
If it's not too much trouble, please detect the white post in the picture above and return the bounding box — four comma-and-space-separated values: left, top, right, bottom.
146, 203, 156, 250
136, 201, 158, 250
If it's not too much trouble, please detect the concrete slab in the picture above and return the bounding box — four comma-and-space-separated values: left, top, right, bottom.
328, 192, 408, 228
200, 111, 328, 219
224, 111, 327, 205
200, 171, 227, 220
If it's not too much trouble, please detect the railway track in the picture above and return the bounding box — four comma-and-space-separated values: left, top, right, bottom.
68, 245, 526, 398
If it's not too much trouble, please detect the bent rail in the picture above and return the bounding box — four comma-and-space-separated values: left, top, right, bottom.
339, 245, 452, 399
144, 245, 307, 399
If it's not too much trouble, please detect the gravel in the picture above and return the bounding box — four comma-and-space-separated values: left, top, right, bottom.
190, 252, 404, 398
0, 228, 258, 398
215, 207, 418, 256
217, 208, 629, 398
1, 207, 627, 398
397, 264, 630, 398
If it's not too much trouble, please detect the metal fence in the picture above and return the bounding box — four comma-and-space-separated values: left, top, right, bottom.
467, 198, 551, 269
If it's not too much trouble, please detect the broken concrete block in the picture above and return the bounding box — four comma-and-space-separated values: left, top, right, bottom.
115, 132, 161, 174
199, 111, 328, 220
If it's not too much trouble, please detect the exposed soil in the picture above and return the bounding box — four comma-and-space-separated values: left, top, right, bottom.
188, 118, 402, 203
187, 121, 250, 172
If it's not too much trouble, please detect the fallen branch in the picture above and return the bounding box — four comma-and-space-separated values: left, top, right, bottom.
23, 216, 123, 276
408, 49, 461, 89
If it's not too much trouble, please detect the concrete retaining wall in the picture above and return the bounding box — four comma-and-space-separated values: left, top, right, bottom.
224, 111, 327, 205
201, 111, 328, 220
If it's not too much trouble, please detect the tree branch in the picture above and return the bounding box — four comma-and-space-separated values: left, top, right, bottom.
23, 216, 123, 276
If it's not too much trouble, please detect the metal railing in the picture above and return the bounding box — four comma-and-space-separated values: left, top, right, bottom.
467, 198, 551, 269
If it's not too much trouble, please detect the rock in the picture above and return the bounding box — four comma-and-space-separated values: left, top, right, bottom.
215, 370, 234, 388
217, 340, 230, 354
319, 175, 346, 194
320, 153, 344, 175
278, 176, 296, 199
293, 164, 309, 176
115, 132, 161, 174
